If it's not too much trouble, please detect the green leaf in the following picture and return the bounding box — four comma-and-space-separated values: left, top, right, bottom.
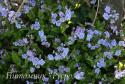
12, 52, 21, 67
60, 23, 69, 33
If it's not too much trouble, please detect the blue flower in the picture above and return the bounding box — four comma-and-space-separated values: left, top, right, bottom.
55, 20, 61, 26
38, 30, 47, 42
104, 51, 113, 59
75, 26, 85, 39
8, 11, 15, 22
59, 17, 65, 22
88, 43, 100, 50
13, 38, 29, 46
97, 58, 106, 68
42, 77, 49, 82
98, 39, 110, 47
54, 54, 62, 60
111, 11, 119, 21
48, 54, 54, 60
15, 21, 21, 29
51, 13, 57, 19
23, 5, 31, 14
95, 68, 100, 74
61, 47, 69, 58
31, 21, 40, 30
103, 13, 110, 20
22, 54, 27, 59
91, 44, 100, 50
0, 6, 8, 17
26, 50, 35, 57
30, 67, 35, 73
87, 43, 92, 48
111, 39, 117, 47
42, 41, 50, 48
105, 6, 111, 14
104, 31, 110, 38
65, 7, 74, 21
37, 59, 45, 66
59, 11, 65, 18
74, 71, 84, 80
55, 80, 60, 84
94, 30, 102, 35
86, 34, 93, 41
115, 50, 121, 56
111, 25, 117, 33
58, 66, 65, 73
86, 29, 94, 41
118, 41, 125, 47
28, 0, 36, 7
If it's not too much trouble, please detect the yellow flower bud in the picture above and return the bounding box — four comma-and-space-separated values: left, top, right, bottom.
118, 62, 124, 70
75, 3, 81, 9
68, 20, 72, 24
124, 64, 125, 67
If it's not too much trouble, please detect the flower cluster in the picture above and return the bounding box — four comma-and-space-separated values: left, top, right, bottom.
66, 25, 124, 76
23, 5, 32, 14
13, 38, 29, 46
31, 21, 40, 30
0, 0, 36, 29
94, 58, 106, 74
104, 51, 113, 59
103, 6, 120, 35
74, 26, 85, 39
51, 7, 74, 26
0, 5, 8, 17
67, 26, 85, 45
58, 65, 70, 73
48, 45, 69, 60
22, 50, 45, 73
48, 65, 70, 74
115, 69, 125, 79
38, 30, 50, 47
